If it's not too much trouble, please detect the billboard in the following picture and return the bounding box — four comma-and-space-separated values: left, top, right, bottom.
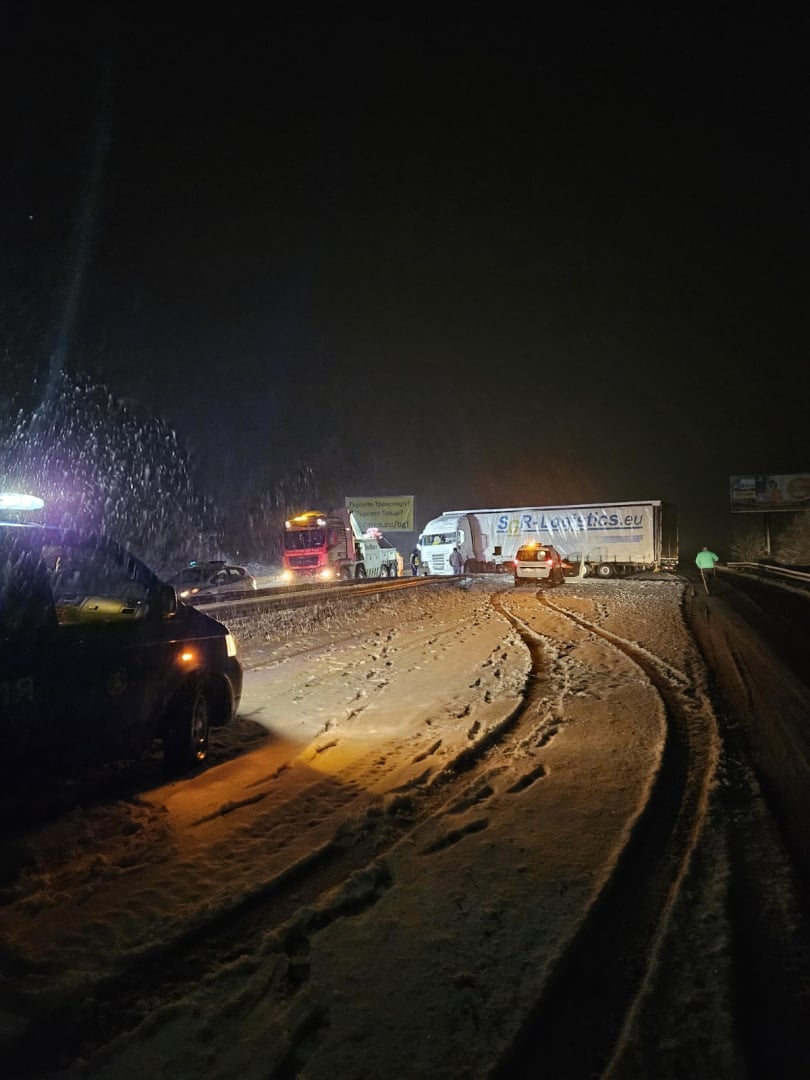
345, 496, 414, 532
730, 474, 810, 513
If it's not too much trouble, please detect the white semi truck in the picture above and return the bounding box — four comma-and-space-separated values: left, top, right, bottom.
418, 502, 678, 578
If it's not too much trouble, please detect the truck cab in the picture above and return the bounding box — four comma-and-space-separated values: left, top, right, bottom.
282, 509, 400, 582
418, 513, 488, 575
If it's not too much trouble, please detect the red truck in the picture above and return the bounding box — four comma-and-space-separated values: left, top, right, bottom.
281, 509, 401, 582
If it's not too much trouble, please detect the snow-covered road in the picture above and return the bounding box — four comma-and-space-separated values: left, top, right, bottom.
0, 576, 807, 1079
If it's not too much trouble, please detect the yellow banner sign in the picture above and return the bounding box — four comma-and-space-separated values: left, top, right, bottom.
345, 496, 414, 532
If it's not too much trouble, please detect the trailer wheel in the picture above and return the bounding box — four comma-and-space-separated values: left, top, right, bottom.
355, 565, 367, 580
596, 563, 615, 579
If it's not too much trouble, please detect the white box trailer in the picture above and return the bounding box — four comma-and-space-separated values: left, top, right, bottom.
418, 502, 678, 578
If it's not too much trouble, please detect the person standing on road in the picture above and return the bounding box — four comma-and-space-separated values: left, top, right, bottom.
696, 546, 720, 594
410, 547, 421, 577
449, 546, 464, 575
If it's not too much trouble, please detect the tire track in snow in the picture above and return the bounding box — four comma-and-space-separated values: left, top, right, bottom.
491, 588, 720, 1080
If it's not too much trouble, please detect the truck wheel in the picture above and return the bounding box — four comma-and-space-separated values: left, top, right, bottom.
597, 563, 615, 579
164, 681, 211, 771
355, 565, 367, 580
389, 563, 398, 579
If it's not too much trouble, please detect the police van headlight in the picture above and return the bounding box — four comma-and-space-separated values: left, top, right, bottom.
225, 632, 238, 658
0, 492, 45, 511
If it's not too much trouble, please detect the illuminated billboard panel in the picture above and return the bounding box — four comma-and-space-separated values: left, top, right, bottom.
730, 474, 810, 513
345, 496, 414, 532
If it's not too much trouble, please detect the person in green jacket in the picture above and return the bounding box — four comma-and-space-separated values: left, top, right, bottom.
696, 546, 720, 594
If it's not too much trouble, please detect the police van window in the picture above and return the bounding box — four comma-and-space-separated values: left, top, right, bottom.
50, 541, 149, 620
516, 547, 545, 561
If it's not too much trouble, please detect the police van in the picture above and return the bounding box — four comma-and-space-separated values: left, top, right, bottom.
0, 494, 243, 776
513, 542, 565, 587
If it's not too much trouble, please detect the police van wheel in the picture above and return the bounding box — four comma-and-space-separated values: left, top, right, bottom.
355, 565, 367, 580
164, 682, 211, 770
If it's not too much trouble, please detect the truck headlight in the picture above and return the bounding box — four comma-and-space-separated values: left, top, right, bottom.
225, 632, 238, 658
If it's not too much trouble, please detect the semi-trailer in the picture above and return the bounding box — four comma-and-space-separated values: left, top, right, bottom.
418, 502, 678, 578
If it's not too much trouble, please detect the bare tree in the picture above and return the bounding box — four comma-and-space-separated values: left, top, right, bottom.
729, 521, 768, 562
774, 514, 810, 565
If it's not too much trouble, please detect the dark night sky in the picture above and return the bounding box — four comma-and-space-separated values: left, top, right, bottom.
4, 8, 809, 556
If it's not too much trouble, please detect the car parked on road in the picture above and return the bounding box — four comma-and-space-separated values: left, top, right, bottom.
1, 500, 243, 776
170, 561, 257, 602
513, 543, 565, 587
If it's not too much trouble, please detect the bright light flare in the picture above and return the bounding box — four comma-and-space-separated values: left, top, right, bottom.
0, 492, 45, 511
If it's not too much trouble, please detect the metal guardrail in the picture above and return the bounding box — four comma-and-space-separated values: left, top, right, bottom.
191, 573, 459, 617
721, 562, 810, 588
